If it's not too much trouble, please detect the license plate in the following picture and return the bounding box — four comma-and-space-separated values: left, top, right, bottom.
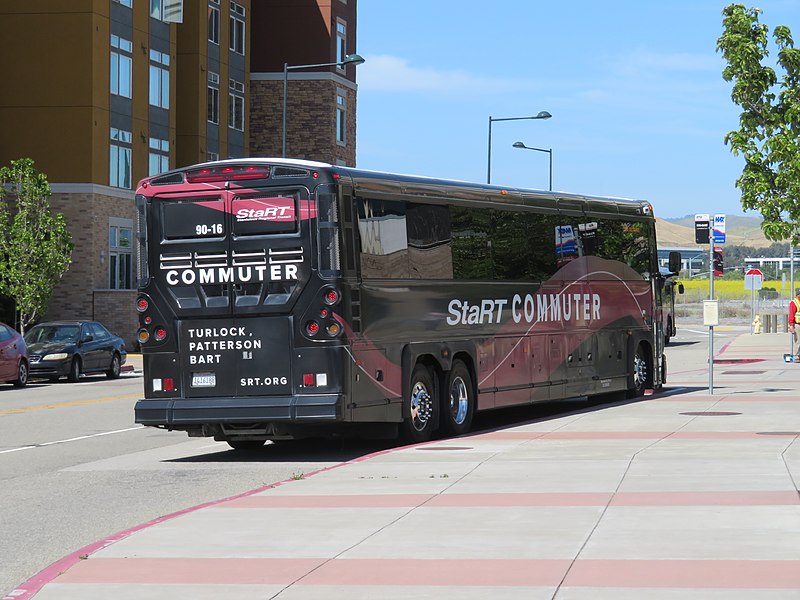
192, 373, 216, 388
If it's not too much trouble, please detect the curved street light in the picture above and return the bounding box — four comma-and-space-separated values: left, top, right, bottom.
487, 111, 551, 183
512, 141, 553, 191
282, 53, 366, 157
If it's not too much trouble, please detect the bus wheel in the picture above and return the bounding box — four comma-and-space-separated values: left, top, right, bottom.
401, 363, 436, 443
440, 360, 474, 437
226, 439, 265, 451
627, 344, 649, 398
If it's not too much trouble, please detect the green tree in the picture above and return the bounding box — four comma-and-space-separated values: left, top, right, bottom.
717, 4, 800, 243
0, 158, 73, 332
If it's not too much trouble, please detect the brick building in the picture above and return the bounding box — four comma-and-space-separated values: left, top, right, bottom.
0, 0, 359, 345
249, 0, 360, 165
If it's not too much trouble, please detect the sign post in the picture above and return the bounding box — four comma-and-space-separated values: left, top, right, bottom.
745, 268, 764, 334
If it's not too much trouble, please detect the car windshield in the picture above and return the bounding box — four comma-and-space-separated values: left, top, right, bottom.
25, 325, 80, 344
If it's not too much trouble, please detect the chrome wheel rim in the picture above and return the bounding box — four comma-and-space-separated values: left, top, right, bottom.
633, 351, 647, 390
410, 380, 432, 432
449, 376, 469, 425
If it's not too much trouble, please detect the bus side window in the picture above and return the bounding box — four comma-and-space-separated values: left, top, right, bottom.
356, 198, 410, 279
527, 212, 559, 280
405, 203, 453, 279
450, 206, 493, 280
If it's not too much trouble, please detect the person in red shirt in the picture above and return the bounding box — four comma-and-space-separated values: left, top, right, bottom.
790, 288, 800, 362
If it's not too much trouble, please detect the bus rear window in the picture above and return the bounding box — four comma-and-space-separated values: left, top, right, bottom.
232, 195, 298, 236
162, 199, 225, 239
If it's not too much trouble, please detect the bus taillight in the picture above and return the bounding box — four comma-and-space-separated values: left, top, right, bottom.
185, 165, 269, 183
306, 321, 320, 336
323, 288, 340, 305
154, 327, 167, 342
326, 322, 341, 336
138, 329, 150, 344
136, 297, 149, 312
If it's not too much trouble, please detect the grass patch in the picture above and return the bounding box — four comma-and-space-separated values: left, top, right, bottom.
680, 279, 791, 302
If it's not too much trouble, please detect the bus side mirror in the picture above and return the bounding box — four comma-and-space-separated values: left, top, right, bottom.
678, 283, 684, 294
668, 251, 681, 274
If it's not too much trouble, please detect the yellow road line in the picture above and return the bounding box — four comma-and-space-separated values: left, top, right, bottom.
0, 393, 141, 415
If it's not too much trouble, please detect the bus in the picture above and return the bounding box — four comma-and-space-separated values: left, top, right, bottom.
133, 158, 680, 449
659, 267, 684, 345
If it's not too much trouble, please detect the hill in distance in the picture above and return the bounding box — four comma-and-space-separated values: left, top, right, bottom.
655, 214, 770, 248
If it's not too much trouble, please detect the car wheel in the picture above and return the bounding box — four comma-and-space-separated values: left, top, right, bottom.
68, 357, 82, 383
13, 360, 28, 388
106, 353, 121, 379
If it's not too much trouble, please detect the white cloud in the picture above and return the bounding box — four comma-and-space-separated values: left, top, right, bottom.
357, 54, 543, 94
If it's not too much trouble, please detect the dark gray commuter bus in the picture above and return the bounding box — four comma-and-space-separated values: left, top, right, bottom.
133, 159, 680, 450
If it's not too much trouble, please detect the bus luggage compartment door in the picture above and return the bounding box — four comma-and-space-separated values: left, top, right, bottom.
180, 318, 292, 398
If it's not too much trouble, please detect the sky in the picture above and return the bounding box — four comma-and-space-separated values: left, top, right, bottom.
354, 1, 799, 219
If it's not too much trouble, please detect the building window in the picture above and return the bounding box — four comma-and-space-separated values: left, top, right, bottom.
336, 20, 346, 66
208, 71, 219, 124
207, 151, 219, 161
229, 79, 244, 131
114, 0, 133, 7
336, 92, 346, 144
110, 128, 132, 189
208, 1, 220, 44
230, 2, 245, 55
110, 35, 132, 98
109, 221, 133, 290
149, 49, 170, 109
148, 137, 169, 176
150, 0, 161, 18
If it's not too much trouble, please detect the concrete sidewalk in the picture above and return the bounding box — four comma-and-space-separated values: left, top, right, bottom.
10, 331, 800, 599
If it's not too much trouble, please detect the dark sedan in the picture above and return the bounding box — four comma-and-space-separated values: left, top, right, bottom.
24, 321, 127, 382
0, 322, 28, 388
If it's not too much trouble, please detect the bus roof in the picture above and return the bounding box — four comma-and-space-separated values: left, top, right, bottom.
138, 157, 654, 218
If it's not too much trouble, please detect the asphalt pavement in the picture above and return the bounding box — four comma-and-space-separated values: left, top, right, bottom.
6, 328, 800, 599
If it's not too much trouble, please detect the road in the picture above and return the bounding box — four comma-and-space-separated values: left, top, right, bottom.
0, 326, 733, 597
0, 367, 386, 597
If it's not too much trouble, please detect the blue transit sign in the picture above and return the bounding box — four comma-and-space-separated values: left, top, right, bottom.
713, 214, 726, 244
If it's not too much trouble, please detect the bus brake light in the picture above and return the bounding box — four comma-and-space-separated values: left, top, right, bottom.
154, 327, 167, 341
186, 165, 270, 183
136, 297, 149, 312
324, 289, 339, 305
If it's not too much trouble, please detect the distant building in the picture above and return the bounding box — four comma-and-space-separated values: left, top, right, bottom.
249, 0, 359, 165
0, 0, 358, 343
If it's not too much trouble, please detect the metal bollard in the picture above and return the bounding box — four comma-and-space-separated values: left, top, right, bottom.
763, 313, 772, 333
771, 313, 778, 333
782, 318, 789, 333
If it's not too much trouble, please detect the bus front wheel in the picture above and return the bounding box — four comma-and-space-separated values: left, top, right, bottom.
627, 343, 650, 398
401, 363, 436, 443
440, 360, 474, 437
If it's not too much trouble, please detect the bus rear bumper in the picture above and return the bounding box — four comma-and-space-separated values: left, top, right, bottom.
134, 394, 343, 426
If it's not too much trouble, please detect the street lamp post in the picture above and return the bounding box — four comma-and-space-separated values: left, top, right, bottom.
282, 53, 365, 158
512, 141, 553, 191
487, 111, 551, 184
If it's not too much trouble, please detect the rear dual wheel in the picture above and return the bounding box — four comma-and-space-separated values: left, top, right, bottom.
440, 360, 474, 437
401, 364, 436, 443
401, 360, 475, 443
